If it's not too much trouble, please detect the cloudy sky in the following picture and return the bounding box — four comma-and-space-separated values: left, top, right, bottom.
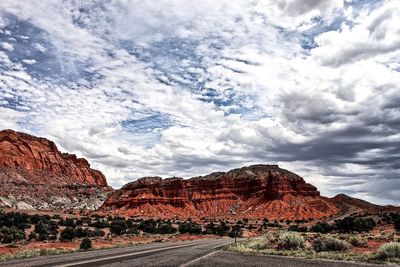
0, 0, 399, 205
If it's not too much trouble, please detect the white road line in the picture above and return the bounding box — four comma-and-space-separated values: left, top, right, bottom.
54, 242, 204, 267
179, 250, 220, 267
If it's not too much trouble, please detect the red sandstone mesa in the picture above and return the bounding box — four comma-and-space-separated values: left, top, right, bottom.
0, 129, 110, 210
102, 165, 339, 220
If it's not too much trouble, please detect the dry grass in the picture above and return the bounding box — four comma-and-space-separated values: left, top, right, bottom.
225, 231, 400, 264
0, 248, 71, 262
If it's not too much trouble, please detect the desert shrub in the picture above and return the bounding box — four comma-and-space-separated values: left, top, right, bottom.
28, 232, 37, 241
157, 222, 176, 234
75, 227, 104, 238
313, 237, 350, 252
60, 226, 76, 241
288, 225, 308, 232
377, 242, 400, 260
89, 219, 110, 228
335, 216, 376, 233
126, 226, 139, 235
216, 221, 230, 236
278, 232, 305, 250
246, 237, 269, 250
0, 226, 25, 243
59, 218, 75, 227
203, 222, 217, 235
179, 222, 202, 235
0, 212, 30, 230
34, 221, 59, 241
29, 214, 49, 224
394, 218, 400, 232
310, 222, 332, 233
65, 218, 75, 227
138, 219, 157, 234
79, 238, 92, 250
347, 235, 368, 247
110, 219, 128, 236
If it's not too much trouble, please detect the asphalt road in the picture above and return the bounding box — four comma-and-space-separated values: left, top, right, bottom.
0, 239, 388, 267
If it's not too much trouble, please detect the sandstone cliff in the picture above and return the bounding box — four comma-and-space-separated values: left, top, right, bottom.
0, 129, 111, 210
102, 165, 339, 220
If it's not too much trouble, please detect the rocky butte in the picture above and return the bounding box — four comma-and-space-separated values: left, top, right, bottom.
0, 129, 112, 210
102, 165, 340, 220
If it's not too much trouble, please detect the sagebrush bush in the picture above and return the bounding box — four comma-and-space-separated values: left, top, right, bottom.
347, 235, 368, 247
378, 242, 400, 260
278, 232, 305, 250
313, 236, 350, 252
246, 237, 269, 250
79, 238, 92, 250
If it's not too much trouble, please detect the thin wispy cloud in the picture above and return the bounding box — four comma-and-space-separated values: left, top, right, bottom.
0, 0, 399, 205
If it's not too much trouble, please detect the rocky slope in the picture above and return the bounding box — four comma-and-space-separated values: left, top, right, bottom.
0, 129, 112, 210
101, 165, 339, 220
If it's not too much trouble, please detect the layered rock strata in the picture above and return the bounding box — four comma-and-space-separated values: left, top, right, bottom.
0, 129, 111, 210
102, 165, 339, 220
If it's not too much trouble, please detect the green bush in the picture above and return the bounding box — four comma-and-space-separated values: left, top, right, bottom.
0, 226, 25, 243
29, 214, 49, 224
138, 219, 157, 234
310, 222, 332, 233
347, 235, 368, 247
60, 226, 76, 241
79, 238, 92, 250
288, 225, 308, 232
334, 216, 376, 233
157, 222, 176, 234
34, 221, 59, 241
246, 237, 269, 250
59, 218, 75, 227
179, 222, 202, 235
278, 232, 305, 250
377, 242, 400, 260
110, 219, 128, 235
75, 227, 105, 238
0, 212, 30, 230
89, 219, 110, 228
313, 236, 350, 252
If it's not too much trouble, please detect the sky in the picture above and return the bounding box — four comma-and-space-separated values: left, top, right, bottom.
0, 0, 399, 205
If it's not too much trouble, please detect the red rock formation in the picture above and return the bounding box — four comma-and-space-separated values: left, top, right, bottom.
102, 165, 339, 220
0, 129, 111, 210
0, 129, 107, 186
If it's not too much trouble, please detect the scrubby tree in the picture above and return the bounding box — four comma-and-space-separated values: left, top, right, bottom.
179, 222, 202, 235
79, 238, 92, 250
157, 221, 176, 234
138, 219, 157, 234
0, 226, 25, 243
335, 216, 376, 233
110, 219, 128, 236
60, 226, 76, 241
310, 222, 332, 233
288, 225, 308, 232
0, 212, 30, 230
35, 221, 59, 241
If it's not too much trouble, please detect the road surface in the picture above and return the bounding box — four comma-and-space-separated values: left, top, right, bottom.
0, 239, 386, 267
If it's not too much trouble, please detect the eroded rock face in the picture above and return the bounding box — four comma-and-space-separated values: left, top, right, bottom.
0, 129, 112, 210
102, 165, 339, 220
